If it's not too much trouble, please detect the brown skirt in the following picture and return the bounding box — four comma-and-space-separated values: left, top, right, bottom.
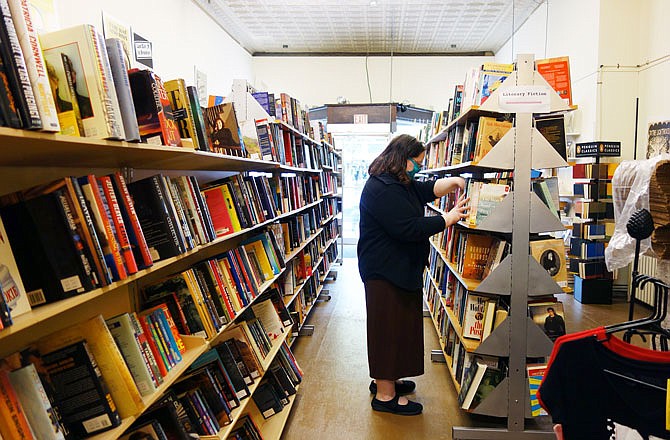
365, 278, 424, 380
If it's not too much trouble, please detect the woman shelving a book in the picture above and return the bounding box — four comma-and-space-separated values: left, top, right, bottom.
357, 134, 468, 415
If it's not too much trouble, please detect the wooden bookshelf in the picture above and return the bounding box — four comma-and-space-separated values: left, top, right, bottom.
276, 163, 321, 174
90, 335, 208, 440
200, 326, 293, 440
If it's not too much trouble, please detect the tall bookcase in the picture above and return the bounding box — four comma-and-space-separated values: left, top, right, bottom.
0, 87, 340, 439
423, 55, 572, 439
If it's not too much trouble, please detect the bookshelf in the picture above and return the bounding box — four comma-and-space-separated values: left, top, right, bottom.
0, 91, 338, 438
422, 55, 570, 438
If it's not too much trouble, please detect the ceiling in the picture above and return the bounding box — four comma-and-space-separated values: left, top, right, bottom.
192, 0, 544, 55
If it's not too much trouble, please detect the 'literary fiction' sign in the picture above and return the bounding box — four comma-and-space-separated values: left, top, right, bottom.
499, 86, 551, 113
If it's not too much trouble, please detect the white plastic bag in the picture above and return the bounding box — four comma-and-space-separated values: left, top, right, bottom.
605, 154, 670, 271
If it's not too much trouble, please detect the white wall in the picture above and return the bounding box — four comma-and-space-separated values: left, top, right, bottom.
635, 0, 670, 159
252, 55, 493, 111
496, 0, 601, 143
53, 0, 253, 96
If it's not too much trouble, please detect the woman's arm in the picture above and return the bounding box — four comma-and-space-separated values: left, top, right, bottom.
433, 177, 466, 198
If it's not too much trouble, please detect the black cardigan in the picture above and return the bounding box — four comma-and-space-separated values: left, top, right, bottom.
357, 173, 446, 291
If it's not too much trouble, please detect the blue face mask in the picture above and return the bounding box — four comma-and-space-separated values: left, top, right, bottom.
407, 158, 421, 180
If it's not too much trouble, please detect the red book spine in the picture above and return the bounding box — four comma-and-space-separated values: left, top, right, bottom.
137, 314, 169, 378
233, 248, 257, 299
90, 176, 127, 280
111, 172, 154, 268
208, 259, 236, 319
203, 186, 234, 237
152, 72, 182, 147
283, 130, 293, 166
99, 176, 138, 274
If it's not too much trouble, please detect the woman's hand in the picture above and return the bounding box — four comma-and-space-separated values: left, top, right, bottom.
441, 194, 469, 227
434, 177, 466, 197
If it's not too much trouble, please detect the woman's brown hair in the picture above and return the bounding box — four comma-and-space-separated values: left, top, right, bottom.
368, 134, 425, 184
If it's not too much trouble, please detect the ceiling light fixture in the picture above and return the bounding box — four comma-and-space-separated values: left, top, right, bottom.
369, 0, 377, 6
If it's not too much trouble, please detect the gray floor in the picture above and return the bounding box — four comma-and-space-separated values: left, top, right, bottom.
281, 252, 644, 440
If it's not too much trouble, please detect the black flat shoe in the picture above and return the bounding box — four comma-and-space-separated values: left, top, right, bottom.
369, 380, 416, 395
371, 395, 423, 415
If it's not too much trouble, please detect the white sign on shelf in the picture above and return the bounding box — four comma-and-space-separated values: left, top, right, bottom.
499, 85, 551, 113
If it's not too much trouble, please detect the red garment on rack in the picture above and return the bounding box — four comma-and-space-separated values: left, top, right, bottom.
537, 327, 670, 440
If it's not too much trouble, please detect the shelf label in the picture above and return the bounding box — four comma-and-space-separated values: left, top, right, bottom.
499, 86, 551, 113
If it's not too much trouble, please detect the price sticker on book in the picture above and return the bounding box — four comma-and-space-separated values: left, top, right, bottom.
499, 86, 551, 113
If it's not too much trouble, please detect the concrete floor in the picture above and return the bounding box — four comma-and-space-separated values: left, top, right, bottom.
281, 256, 645, 440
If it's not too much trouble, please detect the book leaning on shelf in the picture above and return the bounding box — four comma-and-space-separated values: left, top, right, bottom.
7, 0, 59, 131
128, 68, 181, 146
39, 24, 125, 139
0, 0, 41, 130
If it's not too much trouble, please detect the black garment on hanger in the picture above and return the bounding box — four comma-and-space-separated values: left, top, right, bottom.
539, 335, 670, 440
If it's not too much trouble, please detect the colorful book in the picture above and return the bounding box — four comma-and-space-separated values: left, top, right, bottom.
40, 24, 124, 139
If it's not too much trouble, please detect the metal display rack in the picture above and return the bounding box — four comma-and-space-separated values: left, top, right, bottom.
442, 54, 571, 439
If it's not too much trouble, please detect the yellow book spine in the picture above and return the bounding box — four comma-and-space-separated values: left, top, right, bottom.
181, 271, 216, 339
247, 241, 274, 280
221, 184, 242, 231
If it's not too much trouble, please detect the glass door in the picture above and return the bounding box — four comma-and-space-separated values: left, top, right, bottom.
335, 134, 389, 245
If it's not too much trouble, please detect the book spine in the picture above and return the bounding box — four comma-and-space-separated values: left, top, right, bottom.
208, 259, 236, 320
163, 176, 194, 250
188, 176, 216, 241
172, 176, 206, 246
151, 175, 185, 256
8, 364, 66, 440
94, 179, 128, 280
88, 25, 124, 139
127, 311, 162, 387
130, 312, 166, 382
54, 188, 97, 291
69, 178, 113, 286
165, 79, 197, 149
138, 313, 171, 375
186, 85, 209, 151
8, 0, 58, 130
0, 0, 40, 129
99, 176, 138, 274
111, 172, 153, 269
0, 37, 20, 127
152, 72, 181, 147
105, 314, 156, 397
155, 304, 186, 354
0, 369, 35, 439
153, 308, 182, 364
104, 38, 140, 141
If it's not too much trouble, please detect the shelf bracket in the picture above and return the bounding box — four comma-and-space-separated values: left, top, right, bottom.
430, 349, 446, 363
299, 325, 314, 336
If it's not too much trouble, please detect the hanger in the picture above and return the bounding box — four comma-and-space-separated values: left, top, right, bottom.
602, 273, 670, 351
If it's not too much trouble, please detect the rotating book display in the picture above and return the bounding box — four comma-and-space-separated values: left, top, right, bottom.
423, 54, 573, 439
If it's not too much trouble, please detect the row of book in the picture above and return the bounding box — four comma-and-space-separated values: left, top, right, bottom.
0, 5, 339, 173
425, 57, 573, 139
0, 168, 333, 331
0, 281, 300, 439
255, 118, 325, 170
251, 91, 312, 138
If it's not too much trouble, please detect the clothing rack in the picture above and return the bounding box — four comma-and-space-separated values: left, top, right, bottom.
453, 54, 571, 439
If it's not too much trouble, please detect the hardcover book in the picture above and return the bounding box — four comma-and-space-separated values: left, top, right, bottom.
530, 238, 568, 287
461, 293, 489, 340
0, 368, 35, 439
536, 56, 572, 106
127, 69, 181, 146
0, 0, 41, 129
7, 363, 66, 439
127, 174, 184, 262
35, 314, 144, 419
105, 37, 140, 141
474, 117, 512, 162
203, 102, 243, 156
40, 24, 125, 139
40, 340, 122, 437
528, 301, 566, 341
7, 0, 59, 131
165, 78, 199, 149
